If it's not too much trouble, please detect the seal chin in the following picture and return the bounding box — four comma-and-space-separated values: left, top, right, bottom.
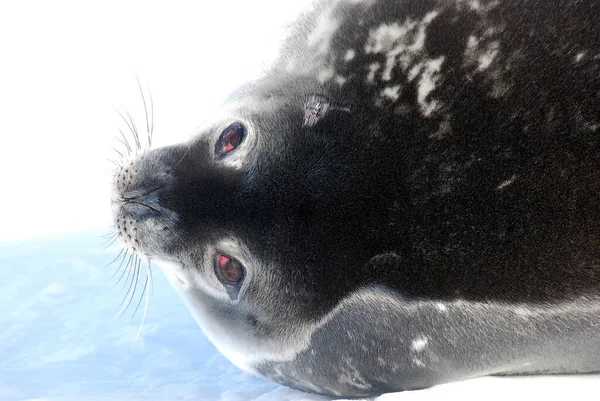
154, 258, 192, 289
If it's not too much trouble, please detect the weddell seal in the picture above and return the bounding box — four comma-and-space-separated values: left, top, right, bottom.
110, 0, 600, 397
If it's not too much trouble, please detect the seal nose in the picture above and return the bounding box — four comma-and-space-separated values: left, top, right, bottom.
110, 145, 187, 256
111, 148, 172, 209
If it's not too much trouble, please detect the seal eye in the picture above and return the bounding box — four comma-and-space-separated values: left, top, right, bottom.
216, 123, 246, 156
215, 254, 245, 285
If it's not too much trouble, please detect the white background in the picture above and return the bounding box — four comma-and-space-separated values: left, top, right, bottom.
0, 0, 310, 241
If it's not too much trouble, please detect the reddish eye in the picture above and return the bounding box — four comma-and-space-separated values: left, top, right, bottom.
217, 123, 246, 156
216, 254, 244, 285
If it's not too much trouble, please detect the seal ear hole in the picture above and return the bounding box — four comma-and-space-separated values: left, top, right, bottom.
215, 123, 247, 157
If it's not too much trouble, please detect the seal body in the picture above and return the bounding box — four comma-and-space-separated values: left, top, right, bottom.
111, 0, 600, 396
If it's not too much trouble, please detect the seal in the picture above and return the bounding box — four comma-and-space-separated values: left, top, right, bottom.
110, 0, 600, 396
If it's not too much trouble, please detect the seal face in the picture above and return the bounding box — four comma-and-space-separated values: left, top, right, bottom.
111, 0, 600, 396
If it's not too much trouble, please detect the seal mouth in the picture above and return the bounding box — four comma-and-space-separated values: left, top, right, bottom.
116, 185, 165, 203
112, 196, 180, 258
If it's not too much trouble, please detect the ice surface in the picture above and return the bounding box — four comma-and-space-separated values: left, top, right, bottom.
0, 232, 598, 401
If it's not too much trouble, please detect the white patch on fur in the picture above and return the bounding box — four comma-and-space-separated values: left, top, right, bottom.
307, 10, 340, 55
363, 11, 445, 115
365, 22, 415, 54
469, 0, 482, 10
418, 57, 445, 116
317, 67, 336, 83
478, 41, 499, 71
436, 302, 448, 312
467, 35, 479, 49
335, 75, 347, 85
412, 357, 426, 367
338, 362, 372, 391
345, 49, 356, 61
411, 337, 428, 352
367, 62, 381, 83
381, 85, 402, 100
466, 36, 501, 72
497, 175, 517, 190
408, 62, 423, 81
458, 0, 500, 12
575, 52, 586, 63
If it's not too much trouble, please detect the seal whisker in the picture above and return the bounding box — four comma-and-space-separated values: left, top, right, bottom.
116, 252, 134, 287
101, 229, 118, 240
171, 145, 191, 171
131, 267, 151, 347
117, 110, 140, 154
117, 128, 133, 156
148, 88, 154, 148
101, 236, 119, 251
105, 250, 127, 281
101, 229, 117, 242
110, 146, 125, 161
125, 111, 142, 152
147, 257, 154, 297
116, 257, 141, 318
104, 246, 124, 266
110, 250, 130, 284
129, 268, 149, 323
135, 76, 151, 150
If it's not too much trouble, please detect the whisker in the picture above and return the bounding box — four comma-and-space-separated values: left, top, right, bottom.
116, 257, 141, 318
106, 255, 129, 284
117, 110, 139, 153
116, 253, 134, 287
131, 267, 151, 347
117, 129, 133, 156
110, 250, 131, 284
104, 247, 125, 269
148, 88, 154, 148
147, 257, 154, 297
101, 236, 119, 251
110, 146, 125, 160
101, 229, 118, 239
129, 268, 149, 322
125, 111, 142, 152
172, 144, 191, 170
136, 75, 151, 145
101, 231, 116, 244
